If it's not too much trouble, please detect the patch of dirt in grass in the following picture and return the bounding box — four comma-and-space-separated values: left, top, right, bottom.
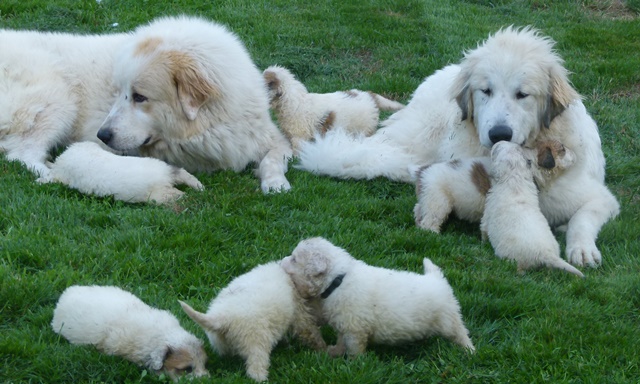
611, 83, 640, 99
583, 0, 638, 20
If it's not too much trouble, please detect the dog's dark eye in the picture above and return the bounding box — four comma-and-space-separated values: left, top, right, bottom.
516, 91, 529, 99
183, 366, 193, 374
132, 92, 148, 103
481, 88, 492, 96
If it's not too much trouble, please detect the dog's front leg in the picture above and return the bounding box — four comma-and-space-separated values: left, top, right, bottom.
327, 334, 347, 357
256, 141, 292, 193
565, 188, 620, 267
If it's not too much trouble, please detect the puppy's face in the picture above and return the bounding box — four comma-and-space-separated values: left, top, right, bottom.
281, 240, 333, 299
490, 141, 531, 181
97, 37, 218, 151
161, 343, 209, 381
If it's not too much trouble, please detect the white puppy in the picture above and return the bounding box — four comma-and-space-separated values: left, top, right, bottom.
263, 65, 404, 153
179, 261, 325, 382
38, 142, 203, 204
480, 141, 584, 277
281, 237, 475, 357
51, 285, 209, 381
414, 140, 575, 233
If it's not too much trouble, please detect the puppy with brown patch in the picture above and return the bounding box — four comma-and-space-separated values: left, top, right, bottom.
414, 139, 575, 233
281, 237, 475, 357
480, 141, 584, 277
179, 261, 326, 382
38, 142, 203, 204
51, 285, 209, 381
263, 65, 404, 153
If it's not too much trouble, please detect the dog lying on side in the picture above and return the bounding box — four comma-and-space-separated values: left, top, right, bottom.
280, 237, 475, 357
263, 65, 404, 153
480, 141, 584, 277
414, 139, 575, 233
38, 142, 203, 204
179, 261, 326, 382
51, 285, 209, 381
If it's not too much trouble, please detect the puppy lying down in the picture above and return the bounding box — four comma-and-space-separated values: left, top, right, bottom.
481, 141, 584, 277
414, 139, 575, 233
38, 142, 203, 204
263, 65, 404, 153
179, 261, 326, 382
51, 285, 209, 381
281, 237, 475, 356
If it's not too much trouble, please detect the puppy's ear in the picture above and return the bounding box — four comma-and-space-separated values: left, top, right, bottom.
305, 254, 329, 278
537, 145, 556, 169
451, 72, 473, 122
541, 66, 580, 128
179, 300, 223, 331
168, 51, 221, 121
263, 70, 280, 92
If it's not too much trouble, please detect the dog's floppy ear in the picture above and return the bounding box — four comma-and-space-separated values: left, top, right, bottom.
263, 70, 280, 92
305, 254, 329, 278
147, 345, 170, 371
168, 51, 221, 121
541, 65, 580, 128
451, 70, 473, 122
179, 300, 223, 331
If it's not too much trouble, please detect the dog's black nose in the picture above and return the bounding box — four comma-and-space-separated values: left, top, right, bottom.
97, 129, 112, 144
488, 125, 513, 144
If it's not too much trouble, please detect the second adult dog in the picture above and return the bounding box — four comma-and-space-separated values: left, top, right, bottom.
0, 16, 292, 193
297, 27, 619, 267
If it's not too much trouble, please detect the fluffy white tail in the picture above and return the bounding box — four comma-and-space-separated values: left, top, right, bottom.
371, 93, 405, 112
422, 258, 445, 278
295, 127, 418, 182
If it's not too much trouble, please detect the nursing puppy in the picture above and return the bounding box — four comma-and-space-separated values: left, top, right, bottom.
39, 142, 203, 204
179, 261, 325, 382
414, 140, 575, 233
480, 141, 584, 277
263, 65, 404, 153
51, 285, 209, 381
281, 237, 475, 357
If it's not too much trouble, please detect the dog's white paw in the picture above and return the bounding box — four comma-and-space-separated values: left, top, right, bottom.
566, 242, 602, 268
260, 176, 291, 194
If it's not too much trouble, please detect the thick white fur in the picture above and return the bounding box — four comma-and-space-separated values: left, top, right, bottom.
263, 65, 404, 153
0, 16, 292, 193
280, 237, 475, 356
51, 285, 209, 381
39, 142, 203, 204
414, 140, 576, 233
480, 142, 584, 277
297, 27, 619, 267
179, 262, 325, 382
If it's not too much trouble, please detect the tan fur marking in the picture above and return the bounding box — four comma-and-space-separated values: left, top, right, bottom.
263, 71, 280, 93
345, 90, 359, 98
470, 161, 491, 195
414, 164, 433, 196
447, 159, 462, 169
134, 37, 163, 57
318, 111, 336, 136
163, 347, 195, 372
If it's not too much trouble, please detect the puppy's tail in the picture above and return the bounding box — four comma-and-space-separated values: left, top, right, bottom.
422, 258, 444, 278
538, 257, 585, 278
172, 167, 204, 191
369, 92, 405, 112
179, 300, 223, 331
296, 127, 418, 182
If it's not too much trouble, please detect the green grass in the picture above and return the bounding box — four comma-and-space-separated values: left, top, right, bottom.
1, 0, 639, 383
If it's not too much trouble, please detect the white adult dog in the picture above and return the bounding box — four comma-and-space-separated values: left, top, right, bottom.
263, 65, 404, 153
480, 142, 584, 277
281, 237, 475, 357
297, 27, 620, 267
179, 261, 326, 382
40, 142, 203, 204
0, 16, 292, 193
51, 285, 209, 381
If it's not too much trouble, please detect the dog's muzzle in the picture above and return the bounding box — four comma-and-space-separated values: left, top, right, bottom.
488, 125, 513, 144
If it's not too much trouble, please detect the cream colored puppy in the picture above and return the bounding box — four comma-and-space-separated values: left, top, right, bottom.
263, 65, 404, 153
281, 237, 475, 357
51, 285, 209, 381
480, 141, 584, 277
179, 261, 326, 382
414, 140, 575, 233
38, 142, 203, 204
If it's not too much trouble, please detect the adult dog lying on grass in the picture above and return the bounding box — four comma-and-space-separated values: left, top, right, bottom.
0, 16, 292, 193
297, 27, 620, 267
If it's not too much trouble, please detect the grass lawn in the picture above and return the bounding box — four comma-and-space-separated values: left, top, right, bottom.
1, 0, 639, 383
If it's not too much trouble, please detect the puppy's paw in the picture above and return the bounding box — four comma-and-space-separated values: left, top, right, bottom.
327, 344, 345, 358
260, 176, 291, 194
566, 242, 602, 268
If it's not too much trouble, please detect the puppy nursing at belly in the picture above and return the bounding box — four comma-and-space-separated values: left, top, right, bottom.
51, 285, 209, 381
414, 139, 575, 233
38, 142, 203, 204
280, 237, 475, 357
480, 141, 584, 277
263, 65, 404, 154
179, 261, 326, 382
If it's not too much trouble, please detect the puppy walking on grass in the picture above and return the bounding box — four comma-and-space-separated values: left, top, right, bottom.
179, 261, 326, 382
51, 285, 209, 381
281, 237, 475, 357
480, 141, 584, 277
263, 65, 404, 153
